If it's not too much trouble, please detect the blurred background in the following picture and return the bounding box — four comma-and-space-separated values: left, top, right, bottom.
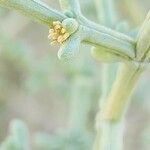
0, 0, 150, 149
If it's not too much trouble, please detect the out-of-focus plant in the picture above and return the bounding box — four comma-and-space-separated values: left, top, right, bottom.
0, 10, 98, 150
34, 44, 98, 150
0, 0, 150, 150
35, 76, 95, 150
0, 33, 30, 100
0, 120, 30, 150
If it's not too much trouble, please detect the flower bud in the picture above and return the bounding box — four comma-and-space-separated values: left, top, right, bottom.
62, 18, 79, 34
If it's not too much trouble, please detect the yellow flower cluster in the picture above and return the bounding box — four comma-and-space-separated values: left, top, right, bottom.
48, 21, 70, 45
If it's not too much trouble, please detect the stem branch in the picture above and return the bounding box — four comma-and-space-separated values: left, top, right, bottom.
0, 0, 66, 25
101, 63, 143, 121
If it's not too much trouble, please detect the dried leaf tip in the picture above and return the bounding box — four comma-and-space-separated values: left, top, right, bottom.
48, 21, 70, 45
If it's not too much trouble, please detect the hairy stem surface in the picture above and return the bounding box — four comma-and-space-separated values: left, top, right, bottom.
0, 0, 66, 25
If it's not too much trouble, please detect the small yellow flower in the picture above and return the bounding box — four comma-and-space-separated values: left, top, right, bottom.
48, 21, 70, 45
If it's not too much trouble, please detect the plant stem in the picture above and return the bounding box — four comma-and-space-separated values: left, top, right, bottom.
94, 63, 143, 150
93, 0, 144, 150
0, 0, 67, 25
94, 119, 124, 150
81, 25, 135, 60
0, 0, 137, 60
102, 63, 143, 121
100, 64, 118, 107
93, 1, 121, 150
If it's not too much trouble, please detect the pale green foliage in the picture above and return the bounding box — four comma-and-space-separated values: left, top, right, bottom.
62, 18, 79, 34
35, 131, 93, 150
0, 0, 149, 62
0, 0, 150, 150
35, 75, 95, 150
0, 0, 136, 62
0, 36, 96, 150
0, 120, 29, 150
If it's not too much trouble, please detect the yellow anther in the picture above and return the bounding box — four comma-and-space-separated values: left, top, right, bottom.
48, 21, 71, 45
54, 24, 61, 30
63, 33, 70, 40
48, 34, 51, 39
53, 35, 59, 40
61, 28, 66, 34
48, 33, 58, 40
57, 35, 64, 43
53, 21, 61, 25
50, 40, 58, 45
49, 29, 54, 33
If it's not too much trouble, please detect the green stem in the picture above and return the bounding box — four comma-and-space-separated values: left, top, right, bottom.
95, 63, 143, 150
93, 1, 144, 150
79, 15, 134, 44
0, 0, 66, 25
94, 64, 119, 150
0, 0, 137, 61
80, 25, 135, 60
100, 64, 118, 107
93, 0, 121, 149
94, 120, 124, 150
101, 63, 143, 121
